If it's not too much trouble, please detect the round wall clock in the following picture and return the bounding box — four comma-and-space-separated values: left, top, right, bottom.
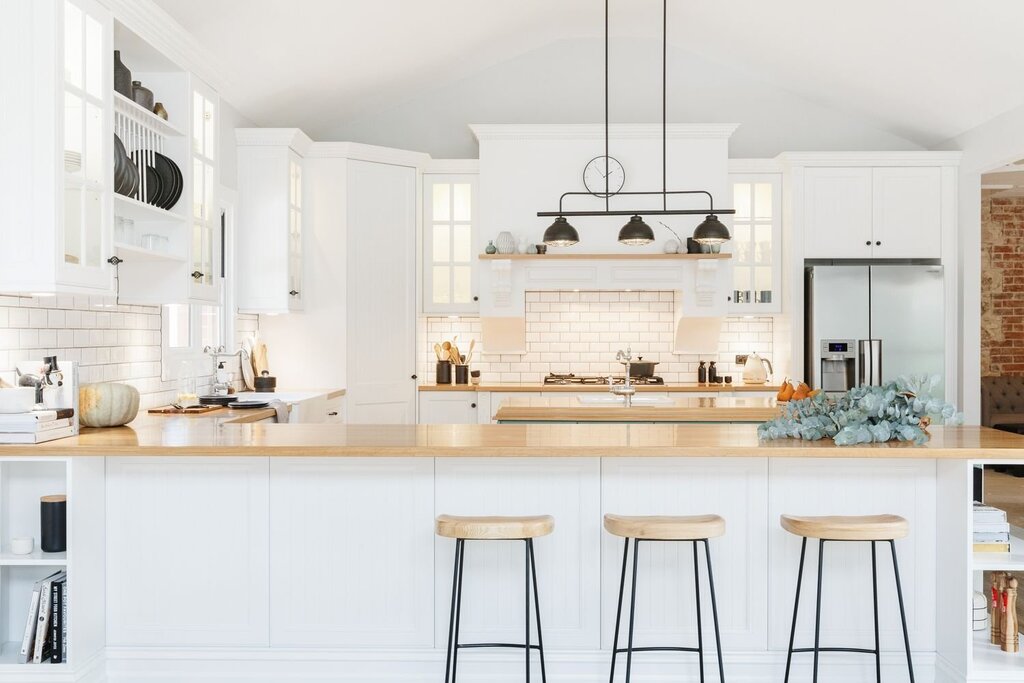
583, 155, 625, 197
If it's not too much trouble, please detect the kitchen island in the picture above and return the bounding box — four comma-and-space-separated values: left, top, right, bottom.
1, 424, 1019, 683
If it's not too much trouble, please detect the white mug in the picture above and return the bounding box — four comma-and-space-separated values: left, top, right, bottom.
10, 537, 34, 555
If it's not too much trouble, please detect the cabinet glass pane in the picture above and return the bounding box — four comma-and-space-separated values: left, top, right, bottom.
452, 224, 471, 262
292, 163, 301, 209
754, 183, 773, 220
432, 265, 450, 304
432, 184, 450, 221
432, 224, 450, 263
453, 266, 471, 303
192, 93, 204, 156
84, 102, 103, 183
193, 160, 204, 219
63, 188, 82, 264
453, 183, 471, 221
83, 188, 101, 267
203, 99, 216, 162
733, 183, 751, 220
754, 224, 772, 264
754, 266, 772, 292
204, 162, 214, 220
63, 2, 82, 88
84, 14, 102, 98
192, 223, 203, 274
733, 224, 751, 263
64, 93, 82, 157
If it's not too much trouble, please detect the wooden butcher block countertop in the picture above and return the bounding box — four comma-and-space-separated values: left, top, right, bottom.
1, 423, 1023, 459
493, 396, 781, 422
419, 382, 782, 393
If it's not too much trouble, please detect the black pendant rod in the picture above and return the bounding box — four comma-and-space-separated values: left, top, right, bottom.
662, 0, 667, 211
538, 189, 734, 217
605, 0, 609, 211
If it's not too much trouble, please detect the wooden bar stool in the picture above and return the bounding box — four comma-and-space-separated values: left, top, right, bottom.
436, 514, 555, 683
780, 514, 914, 683
603, 513, 727, 683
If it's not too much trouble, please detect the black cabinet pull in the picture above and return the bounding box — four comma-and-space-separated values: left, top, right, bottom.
107, 255, 124, 266
471, 403, 477, 409
289, 289, 299, 296
327, 411, 338, 417
865, 240, 871, 246
875, 241, 881, 246
473, 296, 479, 302
411, 374, 418, 380
191, 270, 204, 280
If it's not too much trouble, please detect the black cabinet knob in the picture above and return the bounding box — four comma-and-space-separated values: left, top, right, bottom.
411, 374, 418, 380
865, 240, 871, 246
191, 270, 204, 280
875, 241, 881, 246
473, 296, 479, 302
289, 289, 299, 296
471, 403, 477, 408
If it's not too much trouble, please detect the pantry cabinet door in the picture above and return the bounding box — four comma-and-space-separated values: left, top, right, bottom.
872, 167, 942, 259
802, 167, 873, 259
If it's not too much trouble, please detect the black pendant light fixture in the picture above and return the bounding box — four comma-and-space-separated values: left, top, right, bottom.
538, 0, 733, 246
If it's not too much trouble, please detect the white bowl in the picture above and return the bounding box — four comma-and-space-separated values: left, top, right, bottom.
0, 387, 37, 414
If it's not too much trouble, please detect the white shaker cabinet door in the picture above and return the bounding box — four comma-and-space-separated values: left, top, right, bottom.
872, 167, 942, 259
106, 457, 270, 646
418, 391, 479, 424
269, 458, 434, 647
802, 167, 873, 259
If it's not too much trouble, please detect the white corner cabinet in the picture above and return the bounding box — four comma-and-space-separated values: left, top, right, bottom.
235, 129, 311, 313
422, 166, 479, 314
795, 158, 957, 260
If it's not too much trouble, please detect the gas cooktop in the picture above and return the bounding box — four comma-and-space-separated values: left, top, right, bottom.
543, 373, 665, 386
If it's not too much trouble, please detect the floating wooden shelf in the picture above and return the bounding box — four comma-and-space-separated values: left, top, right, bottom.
478, 252, 731, 261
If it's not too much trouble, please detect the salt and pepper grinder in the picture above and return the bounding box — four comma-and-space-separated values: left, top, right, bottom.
1005, 576, 1019, 653
993, 574, 1004, 645
708, 361, 718, 383
697, 361, 707, 384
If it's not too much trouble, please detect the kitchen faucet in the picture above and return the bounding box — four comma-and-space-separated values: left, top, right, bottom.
608, 347, 637, 407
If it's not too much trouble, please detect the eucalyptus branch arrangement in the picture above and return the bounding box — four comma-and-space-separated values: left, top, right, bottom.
758, 375, 963, 446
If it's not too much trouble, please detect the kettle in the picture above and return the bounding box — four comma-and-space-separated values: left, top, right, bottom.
741, 351, 773, 385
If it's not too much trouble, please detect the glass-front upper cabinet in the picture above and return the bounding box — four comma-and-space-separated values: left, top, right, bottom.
189, 79, 219, 301
729, 173, 782, 314
423, 174, 478, 314
288, 154, 303, 308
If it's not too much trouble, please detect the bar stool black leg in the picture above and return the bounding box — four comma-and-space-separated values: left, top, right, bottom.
783, 537, 808, 683
812, 540, 825, 683
524, 539, 531, 683
703, 539, 726, 683
890, 540, 916, 683
624, 538, 640, 682
450, 539, 466, 683
609, 538, 630, 683
444, 539, 462, 683
871, 542, 881, 683
528, 539, 548, 683
693, 541, 705, 683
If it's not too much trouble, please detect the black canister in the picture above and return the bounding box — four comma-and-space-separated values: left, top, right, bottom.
436, 361, 453, 384
40, 494, 66, 553
454, 365, 469, 385
708, 361, 718, 383
697, 360, 707, 384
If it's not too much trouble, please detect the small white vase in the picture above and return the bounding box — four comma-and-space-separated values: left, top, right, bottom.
495, 231, 516, 254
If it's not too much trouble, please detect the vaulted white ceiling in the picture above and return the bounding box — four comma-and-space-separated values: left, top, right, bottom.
155, 0, 1024, 148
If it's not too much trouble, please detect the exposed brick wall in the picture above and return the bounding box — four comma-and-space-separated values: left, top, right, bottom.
981, 191, 1024, 376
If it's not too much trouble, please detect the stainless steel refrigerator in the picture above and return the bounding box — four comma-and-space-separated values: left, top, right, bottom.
805, 264, 945, 394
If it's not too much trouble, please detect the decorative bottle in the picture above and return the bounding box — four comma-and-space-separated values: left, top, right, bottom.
114, 50, 132, 98
708, 361, 718, 383
484, 240, 497, 255
697, 360, 707, 384
131, 80, 154, 111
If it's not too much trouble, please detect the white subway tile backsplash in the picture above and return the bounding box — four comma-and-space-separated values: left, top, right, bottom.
421, 290, 774, 384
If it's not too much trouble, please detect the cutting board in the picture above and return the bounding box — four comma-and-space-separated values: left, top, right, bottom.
148, 405, 220, 415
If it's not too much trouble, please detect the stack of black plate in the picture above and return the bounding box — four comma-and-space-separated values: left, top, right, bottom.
199, 395, 239, 406
113, 135, 183, 211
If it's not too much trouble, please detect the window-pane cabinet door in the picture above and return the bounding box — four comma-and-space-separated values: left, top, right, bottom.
60, 0, 112, 290
729, 174, 782, 314
288, 154, 303, 309
189, 82, 219, 301
423, 174, 477, 314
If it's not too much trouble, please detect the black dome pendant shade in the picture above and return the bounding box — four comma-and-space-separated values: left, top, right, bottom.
692, 214, 731, 245
543, 216, 580, 247
618, 215, 655, 245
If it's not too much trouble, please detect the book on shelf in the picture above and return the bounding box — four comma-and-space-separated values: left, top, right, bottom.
0, 418, 72, 434
974, 502, 1009, 524
0, 425, 75, 445
975, 521, 1012, 534
975, 541, 1013, 553
19, 571, 62, 663
49, 576, 66, 664
60, 577, 67, 663
975, 531, 1012, 543
32, 571, 65, 664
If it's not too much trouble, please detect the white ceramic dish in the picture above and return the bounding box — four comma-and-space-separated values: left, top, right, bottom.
0, 387, 37, 414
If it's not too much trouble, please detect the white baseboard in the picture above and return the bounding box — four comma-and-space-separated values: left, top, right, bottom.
103, 647, 942, 683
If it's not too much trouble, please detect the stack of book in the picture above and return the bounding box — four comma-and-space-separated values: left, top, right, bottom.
0, 409, 75, 445
974, 502, 1012, 553
19, 570, 67, 664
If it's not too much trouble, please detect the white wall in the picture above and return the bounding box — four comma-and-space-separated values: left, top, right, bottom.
326, 38, 924, 159
938, 103, 1024, 422
257, 157, 347, 389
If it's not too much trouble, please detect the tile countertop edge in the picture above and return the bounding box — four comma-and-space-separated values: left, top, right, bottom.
419, 383, 782, 393
4, 425, 1024, 459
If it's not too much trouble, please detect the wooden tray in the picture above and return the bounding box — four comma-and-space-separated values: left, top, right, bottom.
148, 405, 220, 415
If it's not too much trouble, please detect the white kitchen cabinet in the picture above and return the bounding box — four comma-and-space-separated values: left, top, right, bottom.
423, 173, 478, 314
872, 167, 942, 259
418, 391, 479, 424
187, 79, 221, 301
324, 394, 345, 423
0, 0, 115, 295
802, 167, 873, 259
802, 166, 944, 260
236, 128, 311, 313
729, 173, 783, 314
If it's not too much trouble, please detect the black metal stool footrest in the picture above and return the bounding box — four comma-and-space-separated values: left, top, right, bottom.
613, 646, 701, 654
791, 646, 878, 655
457, 642, 543, 650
